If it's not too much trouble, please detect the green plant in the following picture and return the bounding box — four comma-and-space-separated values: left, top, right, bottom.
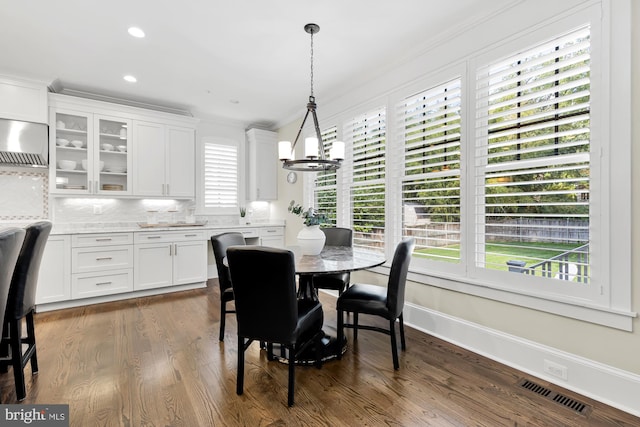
288, 200, 329, 226
239, 206, 246, 217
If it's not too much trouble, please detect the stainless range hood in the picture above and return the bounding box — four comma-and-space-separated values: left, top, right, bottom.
0, 118, 49, 167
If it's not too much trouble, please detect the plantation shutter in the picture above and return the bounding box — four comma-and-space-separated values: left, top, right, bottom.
203, 141, 238, 209
475, 26, 591, 283
313, 126, 338, 225
399, 78, 462, 263
344, 107, 386, 251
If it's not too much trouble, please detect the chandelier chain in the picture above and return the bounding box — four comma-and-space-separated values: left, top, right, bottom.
310, 30, 314, 97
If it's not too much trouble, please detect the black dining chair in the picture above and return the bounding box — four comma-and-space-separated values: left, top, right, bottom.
313, 227, 353, 296
0, 221, 51, 401
210, 232, 246, 342
336, 237, 415, 370
0, 228, 25, 345
227, 246, 324, 407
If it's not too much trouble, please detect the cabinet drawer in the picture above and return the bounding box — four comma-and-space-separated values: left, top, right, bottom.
134, 230, 205, 243
72, 233, 133, 247
260, 227, 284, 237
72, 269, 133, 299
72, 245, 133, 273
237, 228, 260, 239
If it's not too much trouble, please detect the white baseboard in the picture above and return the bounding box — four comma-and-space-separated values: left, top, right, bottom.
403, 302, 640, 417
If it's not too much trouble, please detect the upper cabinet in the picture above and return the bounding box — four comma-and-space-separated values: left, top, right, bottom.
246, 128, 277, 200
49, 94, 198, 198
132, 122, 195, 197
50, 108, 132, 195
0, 75, 48, 123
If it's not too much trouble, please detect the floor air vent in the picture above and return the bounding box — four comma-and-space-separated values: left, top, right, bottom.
518, 379, 591, 415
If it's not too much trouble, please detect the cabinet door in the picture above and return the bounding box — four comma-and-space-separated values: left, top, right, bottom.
50, 108, 93, 194
95, 115, 132, 194
134, 243, 173, 290
166, 126, 195, 197
261, 236, 285, 248
247, 129, 277, 200
132, 121, 166, 196
36, 235, 71, 305
173, 240, 207, 285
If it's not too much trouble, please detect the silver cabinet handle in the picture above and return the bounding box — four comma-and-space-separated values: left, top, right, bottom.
169, 244, 173, 256
95, 238, 112, 242
267, 229, 276, 233
96, 281, 112, 286
147, 236, 162, 239
174, 243, 177, 255
184, 234, 197, 237
95, 257, 112, 261
167, 184, 170, 195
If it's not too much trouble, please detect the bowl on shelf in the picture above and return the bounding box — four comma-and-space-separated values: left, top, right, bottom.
117, 145, 127, 153
71, 140, 84, 148
101, 143, 114, 151
108, 166, 126, 174
56, 138, 70, 147
58, 160, 76, 170
99, 161, 105, 171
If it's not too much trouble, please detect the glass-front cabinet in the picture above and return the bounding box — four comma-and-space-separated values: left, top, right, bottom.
51, 109, 131, 195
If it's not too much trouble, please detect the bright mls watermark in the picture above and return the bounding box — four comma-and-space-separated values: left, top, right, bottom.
1, 405, 69, 426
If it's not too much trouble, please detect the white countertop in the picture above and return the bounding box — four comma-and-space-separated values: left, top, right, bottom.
49, 221, 285, 235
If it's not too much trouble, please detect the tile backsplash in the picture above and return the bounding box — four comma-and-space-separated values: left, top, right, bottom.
0, 169, 48, 220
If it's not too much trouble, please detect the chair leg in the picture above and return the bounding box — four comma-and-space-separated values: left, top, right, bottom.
26, 311, 38, 374
399, 313, 406, 351
219, 300, 226, 341
10, 319, 26, 400
237, 336, 245, 395
336, 309, 344, 360
389, 318, 399, 370
287, 344, 295, 407
353, 313, 359, 341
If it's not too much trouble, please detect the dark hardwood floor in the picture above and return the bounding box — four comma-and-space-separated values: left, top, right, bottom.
1, 280, 638, 426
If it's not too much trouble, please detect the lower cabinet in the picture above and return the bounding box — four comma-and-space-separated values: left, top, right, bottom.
71, 233, 133, 299
36, 235, 71, 304
134, 230, 207, 291
260, 226, 285, 248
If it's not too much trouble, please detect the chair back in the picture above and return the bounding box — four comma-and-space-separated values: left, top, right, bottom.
227, 246, 298, 344
321, 227, 353, 247
386, 238, 415, 319
211, 232, 246, 291
7, 221, 52, 320
0, 228, 26, 333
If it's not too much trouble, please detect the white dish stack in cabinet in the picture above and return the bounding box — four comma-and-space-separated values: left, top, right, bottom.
132, 122, 195, 197
134, 230, 207, 291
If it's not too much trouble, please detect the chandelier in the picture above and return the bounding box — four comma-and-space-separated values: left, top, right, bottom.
278, 23, 344, 171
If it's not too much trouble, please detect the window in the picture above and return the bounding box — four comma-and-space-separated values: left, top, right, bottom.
202, 139, 238, 210
344, 107, 386, 251
313, 126, 338, 225
310, 3, 632, 328
400, 78, 463, 265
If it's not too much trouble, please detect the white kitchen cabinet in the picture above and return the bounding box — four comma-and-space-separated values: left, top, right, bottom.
247, 128, 278, 200
134, 230, 207, 290
70, 233, 134, 299
50, 108, 132, 195
0, 76, 48, 123
260, 226, 285, 248
132, 122, 195, 198
36, 235, 71, 305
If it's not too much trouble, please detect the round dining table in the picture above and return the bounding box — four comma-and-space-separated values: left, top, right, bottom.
290, 245, 386, 363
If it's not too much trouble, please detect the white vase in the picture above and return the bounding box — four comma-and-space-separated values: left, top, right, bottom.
297, 225, 326, 255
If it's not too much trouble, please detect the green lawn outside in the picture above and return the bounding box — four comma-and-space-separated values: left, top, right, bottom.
415, 241, 587, 275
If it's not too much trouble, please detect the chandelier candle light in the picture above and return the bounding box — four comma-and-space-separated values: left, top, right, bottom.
278, 23, 345, 171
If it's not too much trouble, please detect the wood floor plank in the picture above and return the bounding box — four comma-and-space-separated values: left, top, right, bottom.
1, 280, 638, 426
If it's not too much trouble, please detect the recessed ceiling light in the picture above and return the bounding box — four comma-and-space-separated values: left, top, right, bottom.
128, 27, 145, 38
123, 75, 137, 83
